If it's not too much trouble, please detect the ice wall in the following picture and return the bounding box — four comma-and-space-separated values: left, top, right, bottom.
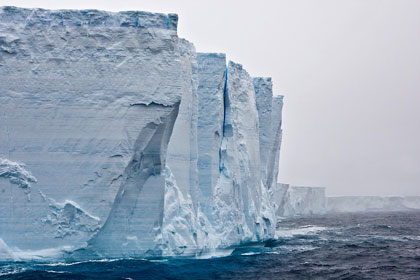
0, 6, 286, 260
196, 53, 226, 219
0, 6, 185, 259
166, 39, 199, 205
276, 184, 327, 217
253, 78, 274, 188
159, 60, 283, 255
160, 39, 201, 256
268, 97, 284, 190
211, 61, 265, 244
327, 196, 420, 213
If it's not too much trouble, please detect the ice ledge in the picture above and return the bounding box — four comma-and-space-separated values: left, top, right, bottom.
0, 6, 178, 30
0, 158, 37, 194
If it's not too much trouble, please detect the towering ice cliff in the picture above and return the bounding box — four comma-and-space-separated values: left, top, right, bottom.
0, 6, 184, 259
0, 6, 285, 260
253, 78, 273, 185
208, 62, 269, 245
159, 59, 284, 255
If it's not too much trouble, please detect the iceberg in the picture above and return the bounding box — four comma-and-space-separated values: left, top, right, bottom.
0, 6, 285, 260
275, 184, 327, 217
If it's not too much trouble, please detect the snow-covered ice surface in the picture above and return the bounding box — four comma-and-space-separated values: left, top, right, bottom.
327, 196, 420, 213
0, 6, 284, 260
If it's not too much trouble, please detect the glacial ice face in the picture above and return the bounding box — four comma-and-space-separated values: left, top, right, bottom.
166, 39, 199, 208
253, 78, 273, 186
160, 59, 282, 255
0, 6, 185, 258
0, 6, 286, 260
0, 238, 18, 262
209, 61, 261, 245
327, 196, 420, 213
160, 39, 201, 256
196, 53, 226, 219
161, 167, 198, 256
267, 96, 284, 190
87, 103, 180, 258
276, 184, 327, 217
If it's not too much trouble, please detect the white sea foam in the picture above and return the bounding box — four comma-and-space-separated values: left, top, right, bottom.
275, 226, 327, 238
241, 252, 261, 256
196, 249, 235, 259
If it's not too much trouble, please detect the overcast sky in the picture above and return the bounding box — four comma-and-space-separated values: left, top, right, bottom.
1, 0, 419, 196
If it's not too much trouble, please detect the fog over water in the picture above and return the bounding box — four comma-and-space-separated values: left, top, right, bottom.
1, 0, 419, 196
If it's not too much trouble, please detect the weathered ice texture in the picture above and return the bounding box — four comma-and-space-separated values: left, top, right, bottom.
166, 39, 199, 204
160, 39, 200, 256
0, 6, 185, 259
252, 82, 284, 241
211, 61, 274, 245
0, 6, 286, 260
0, 158, 37, 195
87, 104, 179, 258
211, 61, 261, 244
327, 196, 420, 213
253, 78, 273, 186
196, 53, 226, 218
267, 96, 284, 190
159, 59, 283, 255
161, 167, 200, 256
0, 238, 17, 261
274, 183, 291, 217
160, 52, 227, 256
276, 184, 327, 217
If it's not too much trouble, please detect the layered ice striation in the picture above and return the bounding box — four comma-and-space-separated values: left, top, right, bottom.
275, 184, 327, 217
327, 196, 420, 213
0, 6, 286, 260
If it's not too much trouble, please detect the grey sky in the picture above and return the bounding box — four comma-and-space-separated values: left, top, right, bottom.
1, 0, 419, 196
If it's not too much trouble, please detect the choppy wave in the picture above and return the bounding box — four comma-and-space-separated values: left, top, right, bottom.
1, 211, 420, 279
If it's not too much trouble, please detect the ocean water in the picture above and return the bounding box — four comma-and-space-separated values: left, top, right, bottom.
1, 211, 420, 279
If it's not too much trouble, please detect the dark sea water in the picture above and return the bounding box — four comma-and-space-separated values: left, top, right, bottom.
1, 211, 420, 280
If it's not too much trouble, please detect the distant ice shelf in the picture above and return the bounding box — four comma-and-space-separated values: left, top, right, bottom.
327, 196, 420, 213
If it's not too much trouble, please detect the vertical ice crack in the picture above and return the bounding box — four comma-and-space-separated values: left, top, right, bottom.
222, 65, 228, 137
219, 65, 229, 172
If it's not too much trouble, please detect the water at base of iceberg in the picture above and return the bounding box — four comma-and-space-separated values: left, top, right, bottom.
1, 211, 420, 279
